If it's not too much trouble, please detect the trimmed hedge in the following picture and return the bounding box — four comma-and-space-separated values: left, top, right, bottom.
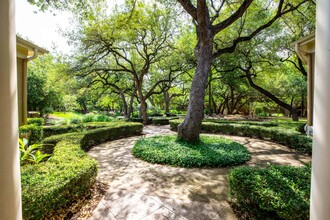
133, 135, 250, 168
229, 165, 311, 219
22, 122, 143, 220
19, 124, 43, 144
43, 122, 115, 138
170, 120, 312, 155
152, 117, 179, 125
203, 119, 279, 127
43, 124, 82, 137
27, 118, 45, 126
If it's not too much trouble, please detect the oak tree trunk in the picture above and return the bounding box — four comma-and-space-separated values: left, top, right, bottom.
178, 33, 213, 141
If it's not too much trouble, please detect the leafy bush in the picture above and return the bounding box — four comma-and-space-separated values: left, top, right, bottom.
133, 135, 250, 168
43, 124, 83, 138
170, 120, 312, 155
43, 122, 117, 138
81, 113, 112, 123
70, 118, 82, 124
27, 118, 45, 126
80, 123, 143, 150
203, 119, 278, 127
229, 165, 311, 219
22, 122, 143, 220
296, 123, 307, 134
152, 117, 179, 125
19, 124, 43, 144
19, 138, 50, 165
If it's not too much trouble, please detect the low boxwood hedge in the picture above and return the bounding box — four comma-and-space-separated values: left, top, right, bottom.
27, 118, 45, 126
133, 134, 250, 168
19, 124, 43, 144
229, 165, 311, 219
43, 122, 116, 138
152, 117, 179, 125
21, 122, 143, 220
170, 120, 312, 155
203, 119, 279, 127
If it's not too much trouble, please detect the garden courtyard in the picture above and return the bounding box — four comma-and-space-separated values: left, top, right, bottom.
3, 0, 329, 219
87, 124, 310, 220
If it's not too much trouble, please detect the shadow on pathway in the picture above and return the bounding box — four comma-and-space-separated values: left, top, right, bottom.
87, 125, 310, 220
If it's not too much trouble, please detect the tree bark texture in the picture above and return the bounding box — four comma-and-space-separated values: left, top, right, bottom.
178, 33, 214, 141
137, 85, 149, 124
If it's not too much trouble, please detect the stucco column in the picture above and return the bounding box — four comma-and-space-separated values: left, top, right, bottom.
0, 0, 22, 219
310, 0, 330, 219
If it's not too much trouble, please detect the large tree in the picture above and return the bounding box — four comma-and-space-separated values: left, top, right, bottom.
71, 3, 188, 124
176, 0, 311, 141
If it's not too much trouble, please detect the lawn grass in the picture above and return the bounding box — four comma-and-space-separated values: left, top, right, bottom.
51, 111, 84, 119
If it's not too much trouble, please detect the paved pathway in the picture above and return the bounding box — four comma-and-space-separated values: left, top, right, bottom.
87, 125, 310, 220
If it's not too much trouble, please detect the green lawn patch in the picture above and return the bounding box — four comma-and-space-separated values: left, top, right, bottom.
133, 135, 250, 168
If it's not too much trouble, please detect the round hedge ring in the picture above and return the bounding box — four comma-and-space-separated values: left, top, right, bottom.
133, 135, 250, 168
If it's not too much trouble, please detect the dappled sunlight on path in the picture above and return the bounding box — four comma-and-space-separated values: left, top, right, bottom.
87, 125, 310, 220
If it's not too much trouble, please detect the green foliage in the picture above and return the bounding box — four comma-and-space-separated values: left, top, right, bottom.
27, 56, 63, 114
43, 124, 83, 138
43, 122, 121, 138
133, 135, 250, 168
22, 122, 143, 220
21, 140, 97, 220
19, 124, 43, 144
170, 120, 312, 155
82, 113, 112, 122
19, 138, 51, 165
27, 118, 45, 126
152, 117, 179, 125
229, 165, 311, 219
203, 119, 278, 127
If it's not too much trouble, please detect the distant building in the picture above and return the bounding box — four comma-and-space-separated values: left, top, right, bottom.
16, 36, 48, 125
292, 33, 315, 134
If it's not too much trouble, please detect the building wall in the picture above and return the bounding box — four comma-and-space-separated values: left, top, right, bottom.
17, 57, 26, 126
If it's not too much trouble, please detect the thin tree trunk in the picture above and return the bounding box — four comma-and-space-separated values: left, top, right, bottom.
137, 85, 148, 124
119, 92, 128, 118
208, 75, 213, 116
164, 90, 170, 113
127, 87, 136, 119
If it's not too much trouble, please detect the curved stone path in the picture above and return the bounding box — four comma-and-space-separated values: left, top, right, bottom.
87, 125, 310, 220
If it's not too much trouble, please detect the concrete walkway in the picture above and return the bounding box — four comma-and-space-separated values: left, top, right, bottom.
87, 125, 310, 220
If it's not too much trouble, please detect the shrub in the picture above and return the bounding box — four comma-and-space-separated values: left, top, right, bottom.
70, 118, 82, 124
19, 124, 43, 144
229, 165, 311, 219
27, 118, 45, 126
22, 122, 143, 220
43, 124, 83, 138
43, 122, 115, 138
203, 119, 278, 127
133, 135, 250, 168
80, 123, 143, 150
296, 123, 307, 134
170, 120, 312, 155
151, 117, 179, 125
